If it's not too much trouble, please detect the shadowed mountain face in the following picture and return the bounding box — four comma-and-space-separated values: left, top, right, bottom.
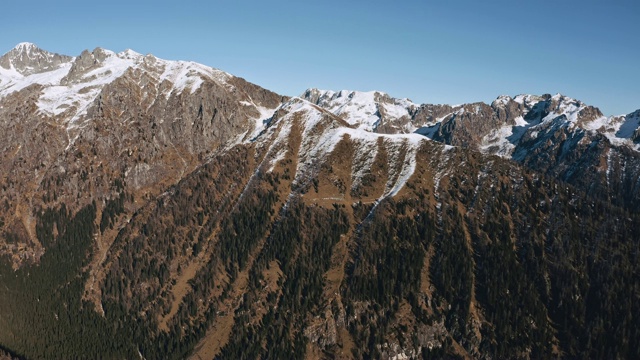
0, 44, 638, 359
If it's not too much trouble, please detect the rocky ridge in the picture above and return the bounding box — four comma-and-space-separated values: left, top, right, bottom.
302, 88, 640, 153
302, 88, 640, 210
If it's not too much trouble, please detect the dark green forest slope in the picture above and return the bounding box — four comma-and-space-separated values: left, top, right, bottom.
0, 139, 638, 359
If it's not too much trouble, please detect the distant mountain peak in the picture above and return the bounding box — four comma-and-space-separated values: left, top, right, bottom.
0, 43, 240, 124
13, 42, 39, 52
117, 48, 143, 60
0, 42, 73, 76
300, 88, 417, 132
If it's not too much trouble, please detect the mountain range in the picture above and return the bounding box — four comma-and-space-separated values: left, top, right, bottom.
0, 42, 638, 359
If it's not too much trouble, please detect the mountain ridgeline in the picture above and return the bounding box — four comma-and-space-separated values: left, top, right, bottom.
0, 43, 638, 359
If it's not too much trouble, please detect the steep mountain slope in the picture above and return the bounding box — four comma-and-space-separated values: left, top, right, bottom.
0, 44, 639, 359
0, 43, 285, 267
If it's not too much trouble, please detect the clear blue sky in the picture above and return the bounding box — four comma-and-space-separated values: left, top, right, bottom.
2, 0, 638, 115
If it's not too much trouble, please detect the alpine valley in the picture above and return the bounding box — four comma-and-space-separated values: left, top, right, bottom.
0, 43, 638, 359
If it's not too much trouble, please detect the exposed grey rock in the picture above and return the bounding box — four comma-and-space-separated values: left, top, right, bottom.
0, 42, 73, 75
60, 48, 111, 85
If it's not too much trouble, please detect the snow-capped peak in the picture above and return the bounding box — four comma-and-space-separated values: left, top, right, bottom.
0, 43, 236, 132
300, 88, 417, 132
492, 95, 513, 107
118, 49, 143, 60
13, 42, 39, 52
0, 42, 73, 76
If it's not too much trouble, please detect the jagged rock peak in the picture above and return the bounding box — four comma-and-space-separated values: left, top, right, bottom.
302, 88, 415, 105
0, 42, 241, 121
13, 42, 39, 52
0, 42, 73, 75
117, 48, 144, 60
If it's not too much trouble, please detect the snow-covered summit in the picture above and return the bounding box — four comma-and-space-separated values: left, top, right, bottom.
117, 49, 144, 60
13, 42, 39, 52
300, 88, 417, 132
0, 42, 73, 76
0, 43, 233, 123
305, 88, 640, 155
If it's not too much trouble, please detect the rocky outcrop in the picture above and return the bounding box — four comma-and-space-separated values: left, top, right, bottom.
60, 48, 112, 85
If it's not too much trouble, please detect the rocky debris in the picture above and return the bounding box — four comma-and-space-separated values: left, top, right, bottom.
374, 321, 447, 360
304, 308, 339, 348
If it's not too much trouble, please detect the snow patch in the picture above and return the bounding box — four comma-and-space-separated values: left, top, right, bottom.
0, 60, 72, 98
239, 98, 278, 142
302, 89, 416, 132
513, 94, 545, 108
350, 139, 379, 191
583, 116, 610, 132
1, 45, 234, 126
492, 95, 512, 107
38, 52, 134, 119
514, 115, 527, 127
480, 124, 515, 156
385, 138, 420, 197
432, 146, 453, 218
257, 98, 424, 197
